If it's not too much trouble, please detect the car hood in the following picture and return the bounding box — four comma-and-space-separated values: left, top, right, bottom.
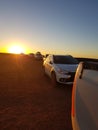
54, 64, 78, 72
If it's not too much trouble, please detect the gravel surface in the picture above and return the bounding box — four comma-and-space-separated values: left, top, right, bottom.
0, 54, 73, 130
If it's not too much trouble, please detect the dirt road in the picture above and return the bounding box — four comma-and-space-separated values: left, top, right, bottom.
0, 54, 72, 130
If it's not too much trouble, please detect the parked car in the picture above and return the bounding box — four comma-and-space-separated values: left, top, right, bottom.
71, 61, 98, 130
43, 54, 78, 86
34, 52, 43, 60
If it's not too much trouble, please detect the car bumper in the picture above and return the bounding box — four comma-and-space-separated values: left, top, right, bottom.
56, 72, 75, 84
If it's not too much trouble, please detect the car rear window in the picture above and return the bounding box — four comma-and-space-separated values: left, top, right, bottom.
53, 55, 78, 64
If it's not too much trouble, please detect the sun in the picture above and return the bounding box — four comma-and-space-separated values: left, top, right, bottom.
8, 45, 25, 54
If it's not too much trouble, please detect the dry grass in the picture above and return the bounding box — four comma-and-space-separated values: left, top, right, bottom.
0, 54, 72, 130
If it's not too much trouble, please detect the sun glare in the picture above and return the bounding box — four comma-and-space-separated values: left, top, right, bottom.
8, 45, 25, 54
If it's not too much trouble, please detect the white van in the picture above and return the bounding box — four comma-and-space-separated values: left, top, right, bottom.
71, 61, 98, 130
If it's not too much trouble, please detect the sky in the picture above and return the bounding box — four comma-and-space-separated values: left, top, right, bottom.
0, 0, 98, 58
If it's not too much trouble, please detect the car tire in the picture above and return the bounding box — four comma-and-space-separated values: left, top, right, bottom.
51, 72, 58, 87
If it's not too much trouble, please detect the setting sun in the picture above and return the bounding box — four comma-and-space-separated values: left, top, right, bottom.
8, 45, 25, 54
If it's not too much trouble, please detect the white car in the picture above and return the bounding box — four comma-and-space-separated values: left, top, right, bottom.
43, 54, 78, 86
71, 61, 98, 130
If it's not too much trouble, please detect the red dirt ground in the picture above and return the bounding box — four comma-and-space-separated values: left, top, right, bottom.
0, 54, 73, 130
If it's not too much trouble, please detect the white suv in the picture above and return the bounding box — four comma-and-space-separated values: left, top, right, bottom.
43, 54, 78, 86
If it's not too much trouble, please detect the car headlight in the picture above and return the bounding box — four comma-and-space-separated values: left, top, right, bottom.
56, 68, 69, 75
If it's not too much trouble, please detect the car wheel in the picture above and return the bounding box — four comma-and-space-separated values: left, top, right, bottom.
51, 72, 58, 87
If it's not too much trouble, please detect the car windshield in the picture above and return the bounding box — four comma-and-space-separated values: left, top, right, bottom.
53, 55, 78, 64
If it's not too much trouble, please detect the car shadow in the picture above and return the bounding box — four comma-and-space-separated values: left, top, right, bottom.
57, 83, 73, 88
